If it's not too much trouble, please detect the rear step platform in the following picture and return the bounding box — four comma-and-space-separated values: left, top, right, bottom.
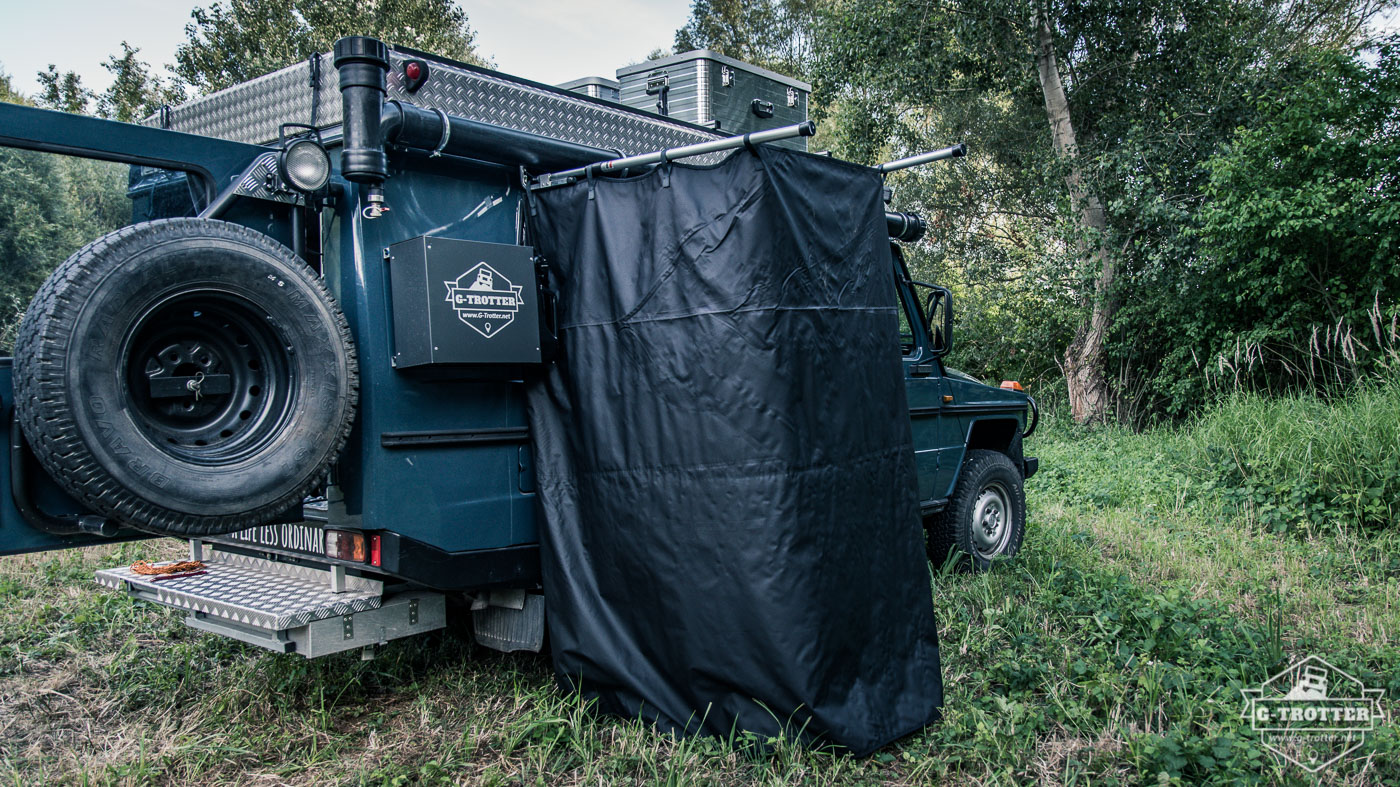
96, 545, 445, 658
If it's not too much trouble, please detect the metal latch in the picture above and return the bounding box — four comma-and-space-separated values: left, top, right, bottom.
646, 72, 670, 116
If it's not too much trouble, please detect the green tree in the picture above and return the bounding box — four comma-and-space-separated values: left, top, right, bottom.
675, 0, 819, 77
98, 42, 182, 122
0, 149, 128, 352
1182, 39, 1400, 394
0, 68, 28, 105
814, 0, 1385, 422
2, 68, 131, 350
35, 65, 93, 114
174, 0, 490, 94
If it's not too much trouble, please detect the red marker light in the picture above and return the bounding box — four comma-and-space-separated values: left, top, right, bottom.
403, 60, 429, 92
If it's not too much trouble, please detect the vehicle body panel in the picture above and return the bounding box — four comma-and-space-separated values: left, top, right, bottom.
328, 156, 540, 555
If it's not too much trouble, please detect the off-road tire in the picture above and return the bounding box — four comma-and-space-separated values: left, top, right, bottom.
924, 510, 957, 570
13, 218, 358, 537
927, 449, 1025, 571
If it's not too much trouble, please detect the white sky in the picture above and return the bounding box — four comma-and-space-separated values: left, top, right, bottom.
0, 0, 694, 98
2, 1, 1398, 98
1375, 4, 1400, 38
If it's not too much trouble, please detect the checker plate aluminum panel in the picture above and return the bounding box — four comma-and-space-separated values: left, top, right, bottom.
146, 50, 726, 164
95, 548, 382, 631
234, 151, 302, 205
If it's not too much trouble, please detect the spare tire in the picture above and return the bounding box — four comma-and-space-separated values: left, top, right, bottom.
13, 218, 358, 536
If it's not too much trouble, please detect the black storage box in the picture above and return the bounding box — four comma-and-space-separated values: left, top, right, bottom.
386, 236, 542, 369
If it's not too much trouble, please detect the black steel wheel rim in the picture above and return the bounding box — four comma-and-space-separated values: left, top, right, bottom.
122, 291, 296, 465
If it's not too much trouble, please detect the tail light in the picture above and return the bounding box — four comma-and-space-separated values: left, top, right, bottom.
324, 529, 367, 562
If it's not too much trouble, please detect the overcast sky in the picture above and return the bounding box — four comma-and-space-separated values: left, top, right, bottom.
1, 0, 693, 98
4, 1, 1399, 99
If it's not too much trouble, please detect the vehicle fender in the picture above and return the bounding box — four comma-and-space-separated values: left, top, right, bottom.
945, 416, 1023, 489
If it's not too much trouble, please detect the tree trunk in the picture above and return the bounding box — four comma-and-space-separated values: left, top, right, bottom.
1034, 12, 1116, 424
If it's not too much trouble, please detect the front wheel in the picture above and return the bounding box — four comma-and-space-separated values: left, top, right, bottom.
926, 449, 1026, 571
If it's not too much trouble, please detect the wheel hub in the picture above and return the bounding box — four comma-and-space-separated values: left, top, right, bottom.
123, 293, 294, 465
969, 481, 1012, 558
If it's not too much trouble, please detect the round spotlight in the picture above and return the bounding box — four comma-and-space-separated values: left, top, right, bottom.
278, 139, 331, 193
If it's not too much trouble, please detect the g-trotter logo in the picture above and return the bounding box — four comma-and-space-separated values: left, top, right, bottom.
444, 262, 524, 339
1241, 655, 1386, 773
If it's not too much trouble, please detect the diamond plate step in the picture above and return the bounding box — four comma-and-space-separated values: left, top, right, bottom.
96, 548, 382, 631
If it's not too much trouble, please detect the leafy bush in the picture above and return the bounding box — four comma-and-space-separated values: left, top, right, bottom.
1109, 38, 1400, 421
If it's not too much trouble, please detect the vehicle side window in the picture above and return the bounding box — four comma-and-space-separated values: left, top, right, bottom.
128, 165, 200, 223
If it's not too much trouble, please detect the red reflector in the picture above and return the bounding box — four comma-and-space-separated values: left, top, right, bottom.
369, 534, 382, 567
405, 61, 422, 80
324, 529, 367, 562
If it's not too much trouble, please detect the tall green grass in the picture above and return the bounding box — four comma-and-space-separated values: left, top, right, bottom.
1177, 381, 1400, 533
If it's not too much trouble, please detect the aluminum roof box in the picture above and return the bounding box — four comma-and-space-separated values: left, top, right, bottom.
616, 50, 810, 151
557, 76, 621, 103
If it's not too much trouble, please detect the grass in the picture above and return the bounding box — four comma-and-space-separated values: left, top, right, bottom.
1177, 381, 1400, 533
2, 408, 1399, 785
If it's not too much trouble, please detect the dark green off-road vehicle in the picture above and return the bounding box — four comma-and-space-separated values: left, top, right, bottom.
0, 37, 1036, 658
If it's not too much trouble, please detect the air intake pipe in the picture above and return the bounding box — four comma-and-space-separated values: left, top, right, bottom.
333, 37, 616, 217
333, 36, 391, 216
380, 101, 617, 172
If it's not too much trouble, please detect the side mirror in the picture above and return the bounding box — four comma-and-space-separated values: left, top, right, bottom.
923, 285, 953, 358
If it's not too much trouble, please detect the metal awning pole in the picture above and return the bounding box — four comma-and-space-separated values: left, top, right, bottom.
876, 143, 967, 173
538, 120, 817, 185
